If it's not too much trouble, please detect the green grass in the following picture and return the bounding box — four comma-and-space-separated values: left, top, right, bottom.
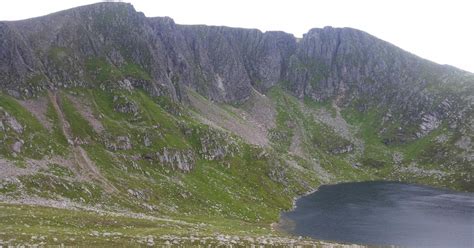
41, 163, 74, 178
0, 95, 45, 133
338, 103, 472, 191
85, 58, 122, 83
1, 82, 470, 247
0, 202, 280, 247
45, 100, 69, 154
85, 57, 152, 84
268, 86, 353, 156
86, 89, 189, 150
121, 63, 151, 81
341, 106, 392, 168
180, 157, 291, 221
303, 96, 336, 117
41, 87, 319, 224
19, 173, 103, 203
0, 94, 65, 158
81, 140, 316, 223
267, 87, 299, 151
264, 86, 377, 185
400, 124, 448, 163
60, 93, 95, 140
0, 182, 17, 194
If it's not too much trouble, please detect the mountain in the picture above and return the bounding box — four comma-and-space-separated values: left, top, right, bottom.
0, 2, 472, 246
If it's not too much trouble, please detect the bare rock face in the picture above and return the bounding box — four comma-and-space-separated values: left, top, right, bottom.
177, 123, 240, 161
417, 113, 441, 138
0, 2, 472, 144
455, 136, 472, 151
127, 188, 149, 201
198, 129, 239, 160
285, 27, 474, 143
105, 136, 132, 151
143, 135, 152, 147
329, 144, 354, 155
117, 79, 134, 91
0, 112, 23, 134
113, 95, 139, 114
156, 148, 195, 172
11, 139, 24, 153
0, 3, 297, 104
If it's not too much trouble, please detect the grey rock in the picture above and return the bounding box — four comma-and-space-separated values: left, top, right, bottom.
116, 136, 132, 150
156, 147, 195, 172
117, 79, 134, 91
0, 3, 471, 146
11, 140, 24, 153
127, 188, 149, 200
143, 135, 152, 147
455, 136, 472, 151
198, 129, 238, 160
113, 96, 139, 114
417, 113, 441, 137
329, 144, 354, 155
0, 2, 472, 183
4, 114, 23, 134
105, 135, 132, 151
286, 27, 473, 142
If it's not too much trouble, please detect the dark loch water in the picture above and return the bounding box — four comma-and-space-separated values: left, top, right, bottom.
279, 181, 474, 247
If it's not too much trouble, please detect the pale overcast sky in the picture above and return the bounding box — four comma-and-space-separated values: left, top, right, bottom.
1, 0, 473, 73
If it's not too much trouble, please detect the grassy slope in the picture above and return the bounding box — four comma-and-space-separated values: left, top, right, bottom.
0, 82, 471, 246
268, 87, 377, 182
0, 203, 273, 247
267, 86, 470, 191
0, 95, 67, 159
0, 87, 320, 246
341, 104, 472, 191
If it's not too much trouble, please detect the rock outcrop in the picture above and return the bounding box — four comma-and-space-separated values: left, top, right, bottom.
0, 2, 472, 179
105, 135, 133, 151
0, 110, 23, 134
0, 2, 472, 144
155, 148, 195, 172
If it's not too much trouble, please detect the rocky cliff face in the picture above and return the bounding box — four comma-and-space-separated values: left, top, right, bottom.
0, 2, 472, 188
1, 3, 472, 143
286, 27, 473, 142
0, 3, 296, 103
